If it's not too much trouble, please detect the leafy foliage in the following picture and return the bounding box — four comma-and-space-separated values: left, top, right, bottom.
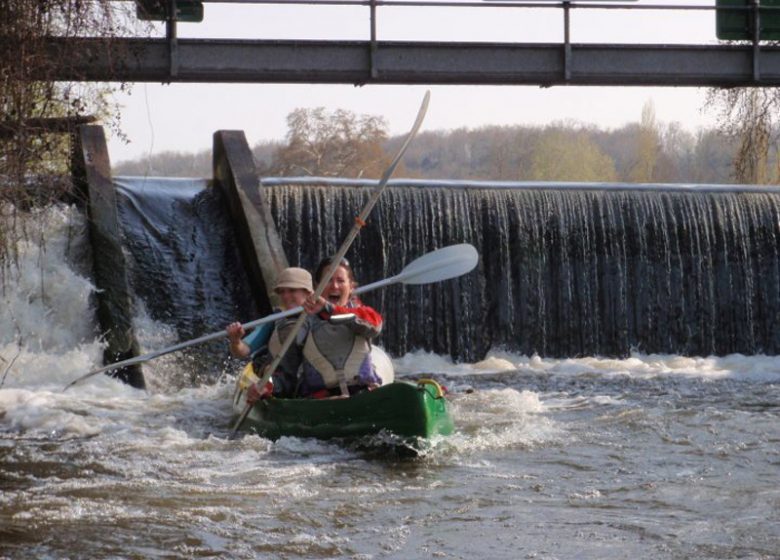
626, 101, 660, 183
113, 106, 756, 187
1, 1, 139, 190
706, 88, 780, 185
269, 108, 391, 178
529, 127, 617, 182
398, 121, 742, 185
1, 0, 143, 275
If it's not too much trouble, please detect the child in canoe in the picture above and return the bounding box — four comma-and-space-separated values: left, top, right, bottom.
300, 257, 384, 398
226, 267, 313, 402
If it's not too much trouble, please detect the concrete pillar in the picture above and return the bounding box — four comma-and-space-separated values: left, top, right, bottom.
71, 125, 145, 389
213, 130, 288, 313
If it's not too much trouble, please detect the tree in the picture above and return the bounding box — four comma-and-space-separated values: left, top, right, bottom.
529, 126, 617, 182
1, 1, 138, 189
111, 118, 745, 185
627, 101, 660, 183
1, 0, 142, 273
691, 129, 737, 184
253, 140, 284, 176
113, 149, 212, 177
657, 122, 696, 183
706, 88, 778, 184
271, 108, 391, 178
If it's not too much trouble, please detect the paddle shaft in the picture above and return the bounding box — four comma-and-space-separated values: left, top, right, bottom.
230, 91, 430, 435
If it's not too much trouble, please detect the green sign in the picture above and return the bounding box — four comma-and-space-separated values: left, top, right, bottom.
136, 0, 203, 23
717, 0, 780, 40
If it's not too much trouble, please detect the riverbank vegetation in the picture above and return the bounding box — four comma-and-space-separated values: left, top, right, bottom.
1, 0, 144, 276
114, 101, 770, 186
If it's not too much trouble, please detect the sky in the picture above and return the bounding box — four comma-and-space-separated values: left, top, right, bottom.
107, 0, 721, 164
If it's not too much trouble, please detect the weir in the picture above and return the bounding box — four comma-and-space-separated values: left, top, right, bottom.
263, 178, 780, 361
110, 173, 780, 363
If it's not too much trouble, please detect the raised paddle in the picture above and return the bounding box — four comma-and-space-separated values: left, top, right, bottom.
62, 243, 477, 392
230, 91, 431, 436
228, 243, 478, 435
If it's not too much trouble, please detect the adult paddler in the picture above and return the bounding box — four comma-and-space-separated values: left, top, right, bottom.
299, 257, 384, 398
226, 267, 313, 401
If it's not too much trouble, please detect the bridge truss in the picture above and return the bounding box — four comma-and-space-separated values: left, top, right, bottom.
28, 1, 780, 87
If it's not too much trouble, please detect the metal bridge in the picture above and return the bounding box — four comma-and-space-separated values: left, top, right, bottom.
33, 1, 780, 87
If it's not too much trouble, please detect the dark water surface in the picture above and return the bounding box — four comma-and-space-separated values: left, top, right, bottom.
2, 352, 778, 559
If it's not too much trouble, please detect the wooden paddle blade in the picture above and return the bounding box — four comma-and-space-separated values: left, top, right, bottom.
399, 243, 479, 285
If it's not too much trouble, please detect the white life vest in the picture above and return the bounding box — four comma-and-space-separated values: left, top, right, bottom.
266, 318, 304, 376
303, 319, 371, 396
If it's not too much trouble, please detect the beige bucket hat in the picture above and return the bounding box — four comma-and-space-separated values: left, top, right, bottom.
274, 267, 313, 293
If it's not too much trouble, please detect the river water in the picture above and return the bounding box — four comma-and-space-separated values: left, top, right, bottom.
1, 206, 779, 559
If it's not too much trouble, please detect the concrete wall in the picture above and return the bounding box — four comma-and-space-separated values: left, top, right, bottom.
213, 130, 289, 313
71, 125, 145, 389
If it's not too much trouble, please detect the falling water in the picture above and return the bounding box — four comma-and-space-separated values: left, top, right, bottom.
114, 177, 258, 381
265, 179, 780, 361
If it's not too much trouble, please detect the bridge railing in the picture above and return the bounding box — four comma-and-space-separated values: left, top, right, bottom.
155, 1, 780, 46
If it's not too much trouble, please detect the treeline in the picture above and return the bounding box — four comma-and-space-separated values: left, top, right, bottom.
393, 122, 740, 184
113, 108, 762, 185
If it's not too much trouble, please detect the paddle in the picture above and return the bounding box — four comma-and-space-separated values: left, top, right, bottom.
229, 91, 431, 436
62, 243, 476, 392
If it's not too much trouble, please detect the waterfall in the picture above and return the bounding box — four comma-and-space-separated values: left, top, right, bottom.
265, 179, 780, 361
111, 175, 780, 362
114, 177, 258, 374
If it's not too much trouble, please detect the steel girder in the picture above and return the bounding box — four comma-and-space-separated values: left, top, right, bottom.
30, 37, 780, 87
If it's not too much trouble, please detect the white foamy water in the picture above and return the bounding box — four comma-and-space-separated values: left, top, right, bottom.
396, 347, 780, 383
0, 205, 114, 438
0, 205, 96, 352
2, 205, 779, 559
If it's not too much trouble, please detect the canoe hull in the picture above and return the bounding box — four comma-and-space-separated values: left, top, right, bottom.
232, 379, 454, 441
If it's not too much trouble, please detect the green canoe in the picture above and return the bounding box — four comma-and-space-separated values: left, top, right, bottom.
231, 367, 454, 441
